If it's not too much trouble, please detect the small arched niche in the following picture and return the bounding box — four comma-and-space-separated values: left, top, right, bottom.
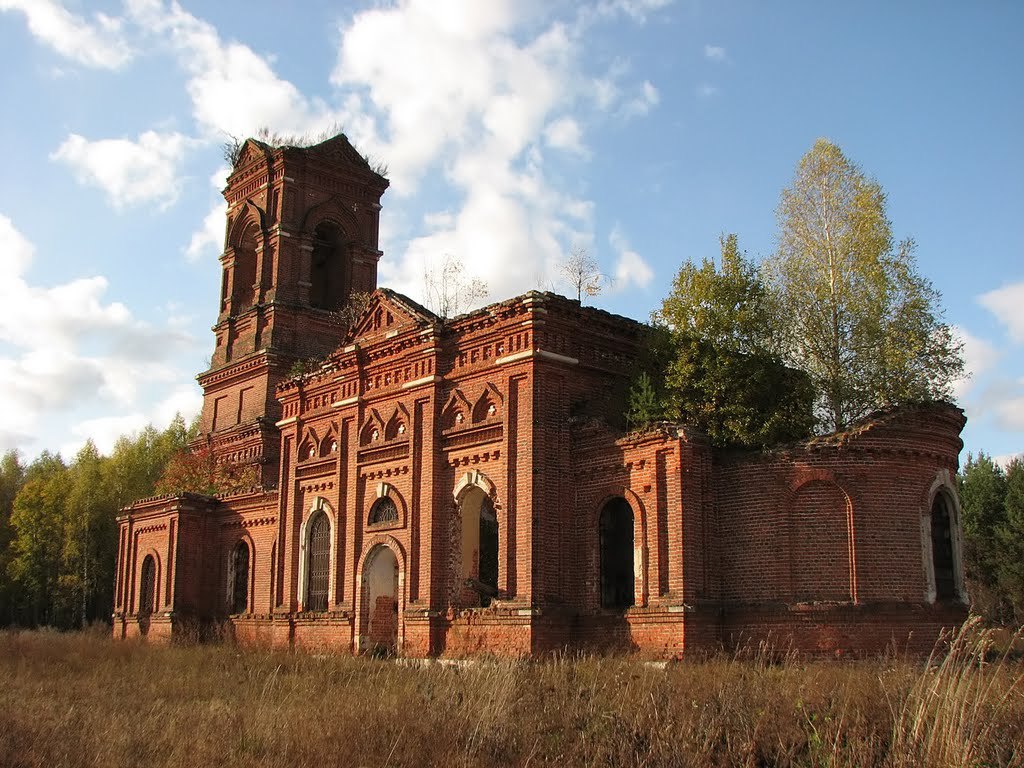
309, 221, 348, 310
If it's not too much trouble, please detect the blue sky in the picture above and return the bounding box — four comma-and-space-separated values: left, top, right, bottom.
0, 0, 1021, 464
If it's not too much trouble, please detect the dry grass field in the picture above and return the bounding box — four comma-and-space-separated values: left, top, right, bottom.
0, 619, 1022, 768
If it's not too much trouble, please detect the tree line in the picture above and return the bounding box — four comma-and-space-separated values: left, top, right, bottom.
0, 418, 194, 627
959, 454, 1024, 623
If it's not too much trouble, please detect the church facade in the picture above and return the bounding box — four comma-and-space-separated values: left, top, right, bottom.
112, 135, 969, 658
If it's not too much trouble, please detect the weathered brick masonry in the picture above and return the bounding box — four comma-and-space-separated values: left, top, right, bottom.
112, 135, 969, 657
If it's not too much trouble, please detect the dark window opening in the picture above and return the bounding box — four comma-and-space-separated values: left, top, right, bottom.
230, 541, 250, 614
600, 498, 635, 610
310, 222, 348, 310
306, 513, 331, 611
479, 498, 499, 606
931, 495, 957, 601
232, 225, 258, 311
139, 555, 156, 616
369, 497, 399, 525
138, 554, 156, 635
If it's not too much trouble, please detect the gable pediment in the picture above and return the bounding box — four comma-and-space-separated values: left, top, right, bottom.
344, 289, 439, 347
234, 139, 270, 170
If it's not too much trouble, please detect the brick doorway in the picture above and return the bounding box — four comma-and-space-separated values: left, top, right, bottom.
362, 545, 399, 655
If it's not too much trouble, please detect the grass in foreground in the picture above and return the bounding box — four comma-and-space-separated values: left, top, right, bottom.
0, 619, 1022, 768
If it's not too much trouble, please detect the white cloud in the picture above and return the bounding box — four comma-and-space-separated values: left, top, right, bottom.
125, 0, 343, 140
622, 80, 660, 116
608, 226, 654, 291
589, 0, 674, 24
697, 83, 719, 98
979, 281, 1024, 344
704, 44, 727, 62
951, 326, 1000, 401
51, 131, 191, 210
544, 117, 587, 156
994, 395, 1024, 431
0, 0, 133, 69
185, 166, 231, 261
993, 452, 1024, 469
186, 202, 226, 261
0, 213, 198, 455
331, 0, 665, 305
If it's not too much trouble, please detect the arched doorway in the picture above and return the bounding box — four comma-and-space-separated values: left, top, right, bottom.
138, 555, 156, 635
363, 545, 399, 655
599, 497, 635, 610
457, 483, 499, 606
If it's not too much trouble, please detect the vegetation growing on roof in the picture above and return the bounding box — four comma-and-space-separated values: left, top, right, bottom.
221, 125, 388, 177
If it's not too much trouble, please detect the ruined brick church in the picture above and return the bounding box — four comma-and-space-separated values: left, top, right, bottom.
113, 135, 969, 657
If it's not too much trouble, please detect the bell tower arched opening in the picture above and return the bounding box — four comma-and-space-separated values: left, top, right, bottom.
310, 222, 349, 310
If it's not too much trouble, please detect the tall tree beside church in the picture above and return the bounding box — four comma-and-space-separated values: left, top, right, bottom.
7, 452, 68, 625
959, 453, 1011, 622
0, 450, 25, 624
996, 458, 1024, 621
62, 441, 117, 626
766, 139, 963, 432
651, 234, 814, 447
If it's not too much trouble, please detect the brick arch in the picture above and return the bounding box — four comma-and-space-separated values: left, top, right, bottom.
920, 469, 967, 604
787, 479, 854, 603
359, 408, 386, 446
441, 389, 472, 430
355, 536, 407, 654
135, 548, 161, 615
226, 202, 265, 247
225, 532, 255, 614
299, 198, 361, 240
591, 488, 649, 609
367, 482, 407, 529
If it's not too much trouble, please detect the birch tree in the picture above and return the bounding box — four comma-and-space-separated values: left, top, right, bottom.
767, 139, 963, 432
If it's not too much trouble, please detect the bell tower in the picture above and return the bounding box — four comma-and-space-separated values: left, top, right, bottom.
196, 134, 388, 485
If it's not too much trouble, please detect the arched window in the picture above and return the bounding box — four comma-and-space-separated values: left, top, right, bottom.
306, 513, 331, 611
369, 497, 398, 525
139, 555, 156, 616
230, 541, 250, 614
310, 222, 347, 310
479, 497, 498, 606
599, 498, 635, 610
931, 494, 957, 601
232, 222, 258, 311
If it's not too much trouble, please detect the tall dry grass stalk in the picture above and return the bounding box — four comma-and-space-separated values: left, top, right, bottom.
0, 623, 1021, 767
889, 616, 1024, 768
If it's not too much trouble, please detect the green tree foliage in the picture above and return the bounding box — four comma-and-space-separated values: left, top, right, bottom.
155, 443, 259, 497
625, 371, 663, 430
649, 234, 814, 447
0, 450, 26, 624
0, 417, 194, 628
7, 452, 68, 625
996, 458, 1024, 621
767, 139, 964, 432
958, 453, 1024, 624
